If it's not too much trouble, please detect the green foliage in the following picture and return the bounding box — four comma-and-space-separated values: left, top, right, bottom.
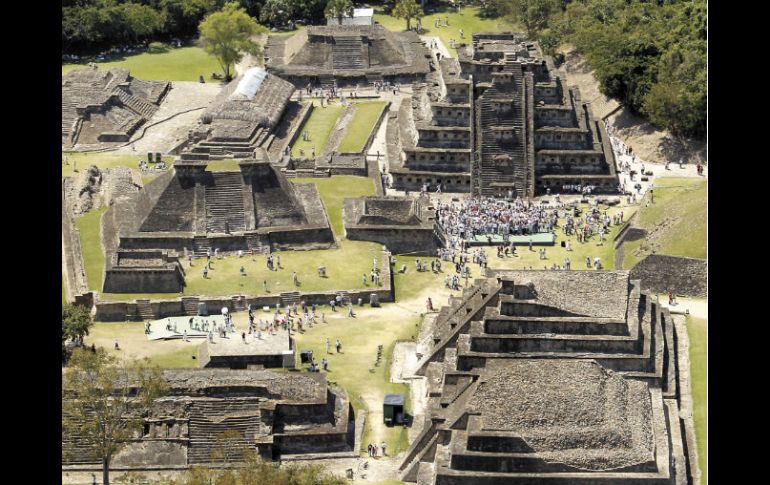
62, 303, 94, 346
504, 0, 560, 38
259, 0, 291, 27
62, 349, 168, 485
199, 2, 268, 81
561, 0, 706, 139
392, 0, 424, 30
478, 0, 508, 18
62, 0, 169, 50
324, 0, 354, 25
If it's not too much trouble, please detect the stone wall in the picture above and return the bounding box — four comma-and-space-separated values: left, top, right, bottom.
346, 227, 439, 255
629, 255, 707, 297
103, 266, 185, 293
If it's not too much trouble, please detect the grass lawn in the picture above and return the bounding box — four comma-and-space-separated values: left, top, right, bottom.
86, 322, 199, 369
62, 276, 68, 305
373, 6, 515, 59
62, 152, 172, 186
62, 44, 222, 82
291, 103, 344, 157
292, 310, 421, 456
623, 177, 707, 269
75, 206, 108, 292
294, 176, 375, 236
687, 315, 707, 485
337, 102, 388, 153
484, 203, 636, 272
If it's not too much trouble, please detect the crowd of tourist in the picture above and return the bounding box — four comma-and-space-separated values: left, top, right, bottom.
436, 196, 559, 240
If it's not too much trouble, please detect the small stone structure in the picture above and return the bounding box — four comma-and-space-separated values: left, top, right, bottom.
400, 270, 696, 484
62, 369, 355, 468
264, 25, 432, 88
101, 155, 334, 293
198, 330, 296, 370
389, 32, 618, 196
179, 67, 298, 163
62, 68, 170, 147
343, 196, 444, 254
630, 254, 707, 298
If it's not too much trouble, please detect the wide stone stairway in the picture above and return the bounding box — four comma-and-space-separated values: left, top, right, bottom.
204, 173, 246, 233
333, 36, 365, 70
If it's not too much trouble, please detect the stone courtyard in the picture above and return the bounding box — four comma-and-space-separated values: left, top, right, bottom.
62, 12, 705, 485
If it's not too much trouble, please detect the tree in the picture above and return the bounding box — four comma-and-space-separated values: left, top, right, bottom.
62, 303, 94, 361
259, 0, 292, 27
504, 0, 560, 39
392, 0, 424, 31
324, 0, 354, 26
199, 1, 268, 81
62, 349, 168, 485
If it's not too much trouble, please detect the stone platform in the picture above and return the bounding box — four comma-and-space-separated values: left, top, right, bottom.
147, 314, 227, 341
198, 326, 294, 369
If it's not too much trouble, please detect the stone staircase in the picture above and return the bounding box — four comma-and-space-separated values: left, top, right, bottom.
476, 83, 527, 197
318, 74, 336, 89
204, 173, 245, 233
187, 414, 258, 464
192, 236, 211, 257
333, 36, 365, 69
182, 297, 200, 316
280, 291, 301, 307
115, 89, 159, 119
336, 291, 351, 305
62, 100, 78, 140
136, 299, 154, 320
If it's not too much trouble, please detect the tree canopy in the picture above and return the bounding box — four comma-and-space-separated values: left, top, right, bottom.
393, 0, 424, 31
504, 0, 561, 39
324, 0, 354, 26
199, 1, 268, 81
62, 349, 168, 485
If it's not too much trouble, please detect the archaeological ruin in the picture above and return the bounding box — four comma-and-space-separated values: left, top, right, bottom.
102, 154, 334, 293
62, 369, 355, 467
264, 25, 432, 88
343, 196, 444, 254
400, 270, 695, 484
388, 32, 619, 196
62, 68, 170, 147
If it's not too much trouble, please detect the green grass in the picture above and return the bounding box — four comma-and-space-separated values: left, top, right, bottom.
292, 311, 422, 456
294, 176, 375, 236
62, 275, 68, 305
686, 315, 707, 485
75, 206, 108, 292
623, 177, 707, 269
291, 103, 344, 158
146, 346, 200, 368
373, 6, 515, 59
62, 44, 222, 82
337, 102, 388, 153
62, 152, 172, 187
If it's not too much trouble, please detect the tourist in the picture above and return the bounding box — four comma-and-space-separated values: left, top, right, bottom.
114, 339, 120, 350
381, 442, 387, 456
293, 272, 299, 286
368, 443, 373, 456
348, 304, 355, 318
336, 339, 342, 353
427, 297, 434, 312
240, 266, 245, 276
263, 280, 268, 292
242, 332, 246, 343
203, 267, 208, 278
363, 273, 368, 286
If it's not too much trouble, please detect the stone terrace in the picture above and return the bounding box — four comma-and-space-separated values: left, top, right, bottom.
62, 67, 170, 146
63, 369, 355, 468
399, 270, 693, 484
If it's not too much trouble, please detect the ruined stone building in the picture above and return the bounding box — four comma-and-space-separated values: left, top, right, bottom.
264, 25, 431, 88
62, 369, 354, 468
399, 270, 695, 484
101, 156, 333, 293
179, 67, 300, 163
343, 196, 444, 254
62, 68, 170, 147
389, 32, 619, 196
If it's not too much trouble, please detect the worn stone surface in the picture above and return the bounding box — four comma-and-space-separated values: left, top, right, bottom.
630, 254, 707, 297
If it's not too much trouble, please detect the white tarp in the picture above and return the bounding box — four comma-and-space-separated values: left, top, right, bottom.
232, 67, 268, 100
